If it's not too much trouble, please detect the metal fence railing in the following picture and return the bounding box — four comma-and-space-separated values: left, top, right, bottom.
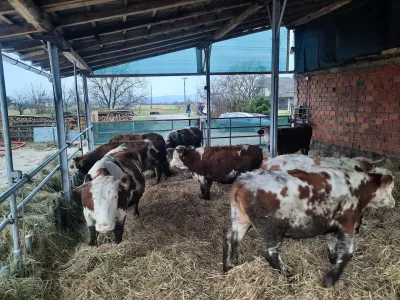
92, 116, 291, 148
0, 126, 92, 232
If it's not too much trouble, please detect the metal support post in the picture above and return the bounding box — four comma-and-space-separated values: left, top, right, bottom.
73, 63, 83, 155
205, 44, 212, 147
0, 42, 23, 277
48, 42, 71, 201
269, 0, 286, 158
82, 75, 93, 151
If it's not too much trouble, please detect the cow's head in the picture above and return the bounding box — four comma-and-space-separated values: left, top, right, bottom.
364, 172, 395, 209
169, 145, 189, 169
257, 126, 270, 145
353, 157, 385, 172
81, 168, 131, 233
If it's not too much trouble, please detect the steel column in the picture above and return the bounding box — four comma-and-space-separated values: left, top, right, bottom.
47, 42, 71, 201
269, 0, 285, 158
0, 42, 23, 277
205, 44, 212, 147
73, 63, 83, 155
82, 75, 94, 151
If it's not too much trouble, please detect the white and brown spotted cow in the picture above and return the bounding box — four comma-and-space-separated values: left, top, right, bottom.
264, 154, 388, 233
223, 167, 395, 287
168, 144, 263, 200
71, 140, 160, 184
77, 145, 145, 245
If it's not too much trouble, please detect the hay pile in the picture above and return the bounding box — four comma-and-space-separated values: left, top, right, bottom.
1, 151, 399, 300
58, 151, 400, 300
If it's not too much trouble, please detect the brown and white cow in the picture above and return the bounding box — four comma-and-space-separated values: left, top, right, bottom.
78, 145, 145, 245
109, 132, 172, 179
264, 154, 388, 233
257, 124, 312, 155
168, 144, 263, 200
223, 167, 395, 287
71, 140, 160, 183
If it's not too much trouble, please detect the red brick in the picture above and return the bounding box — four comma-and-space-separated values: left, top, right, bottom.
357, 117, 364, 122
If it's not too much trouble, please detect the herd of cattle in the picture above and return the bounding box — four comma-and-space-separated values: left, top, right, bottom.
71, 123, 396, 288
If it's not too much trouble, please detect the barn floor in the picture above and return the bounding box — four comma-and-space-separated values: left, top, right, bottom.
1, 150, 400, 300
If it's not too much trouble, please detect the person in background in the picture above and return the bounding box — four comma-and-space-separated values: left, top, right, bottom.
186, 103, 191, 117
197, 102, 202, 116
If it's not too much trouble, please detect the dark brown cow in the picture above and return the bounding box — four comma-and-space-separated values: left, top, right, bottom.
169, 144, 263, 200
71, 140, 161, 183
109, 132, 171, 179
257, 124, 312, 155
78, 145, 145, 245
223, 167, 395, 287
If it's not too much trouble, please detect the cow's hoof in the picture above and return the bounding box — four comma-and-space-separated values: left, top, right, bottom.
321, 270, 339, 288
328, 253, 337, 265
200, 194, 210, 200
88, 241, 98, 247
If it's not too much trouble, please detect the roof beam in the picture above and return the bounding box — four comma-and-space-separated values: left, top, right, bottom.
0, 22, 37, 37
7, 0, 92, 73
212, 3, 263, 40
55, 0, 208, 28
72, 9, 236, 50
286, 0, 351, 28
64, 2, 250, 41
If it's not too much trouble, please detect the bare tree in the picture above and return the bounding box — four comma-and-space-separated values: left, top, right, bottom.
26, 83, 50, 114
62, 83, 73, 113
89, 66, 149, 109
10, 90, 30, 115
197, 61, 268, 117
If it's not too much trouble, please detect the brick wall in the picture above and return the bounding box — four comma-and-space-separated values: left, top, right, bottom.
295, 64, 400, 158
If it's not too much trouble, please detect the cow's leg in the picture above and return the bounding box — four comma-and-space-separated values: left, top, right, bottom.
355, 214, 363, 234
113, 217, 126, 244
162, 160, 172, 177
154, 163, 163, 183
134, 201, 140, 217
223, 215, 252, 272
88, 226, 98, 247
199, 176, 212, 200
261, 231, 292, 276
150, 169, 156, 178
322, 231, 353, 288
326, 232, 338, 264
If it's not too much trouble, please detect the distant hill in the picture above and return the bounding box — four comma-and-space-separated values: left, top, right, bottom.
150, 94, 197, 104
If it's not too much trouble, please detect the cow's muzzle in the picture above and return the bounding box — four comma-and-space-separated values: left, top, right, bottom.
97, 224, 115, 233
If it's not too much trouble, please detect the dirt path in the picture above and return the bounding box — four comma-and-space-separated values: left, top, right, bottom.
0, 145, 79, 190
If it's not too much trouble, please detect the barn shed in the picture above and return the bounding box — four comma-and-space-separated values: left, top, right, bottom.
293, 0, 400, 161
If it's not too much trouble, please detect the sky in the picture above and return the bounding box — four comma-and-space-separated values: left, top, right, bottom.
1, 30, 294, 99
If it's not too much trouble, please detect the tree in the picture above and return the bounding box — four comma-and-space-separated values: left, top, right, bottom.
197, 61, 268, 117
62, 83, 73, 114
26, 83, 50, 114
89, 66, 149, 109
244, 95, 271, 114
11, 91, 30, 115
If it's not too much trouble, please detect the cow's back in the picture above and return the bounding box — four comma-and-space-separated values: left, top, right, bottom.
202, 145, 262, 183
277, 125, 312, 152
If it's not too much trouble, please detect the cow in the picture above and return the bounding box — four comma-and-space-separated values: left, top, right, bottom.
169, 144, 263, 200
257, 124, 312, 155
264, 154, 388, 233
223, 167, 395, 288
71, 140, 161, 184
109, 132, 172, 179
165, 126, 203, 149
76, 145, 145, 245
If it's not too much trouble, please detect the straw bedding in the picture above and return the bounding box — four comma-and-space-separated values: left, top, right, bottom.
1, 150, 399, 300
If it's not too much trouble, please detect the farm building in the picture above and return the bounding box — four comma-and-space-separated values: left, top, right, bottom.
0, 0, 399, 299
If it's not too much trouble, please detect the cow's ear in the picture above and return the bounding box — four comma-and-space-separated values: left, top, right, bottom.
381, 174, 393, 186
257, 129, 264, 135
120, 173, 130, 190
354, 165, 364, 172
175, 146, 185, 154
84, 174, 92, 183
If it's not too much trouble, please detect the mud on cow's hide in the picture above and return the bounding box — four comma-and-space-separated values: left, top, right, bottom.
78, 145, 145, 245
169, 144, 263, 200
223, 166, 395, 288
165, 126, 203, 149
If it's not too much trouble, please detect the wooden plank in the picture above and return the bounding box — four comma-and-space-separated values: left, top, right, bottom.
0, 22, 37, 37
7, 0, 92, 73
2, 40, 44, 52
42, 0, 116, 12
286, 0, 351, 28
212, 3, 263, 40
0, 15, 13, 24
64, 2, 250, 41
20, 49, 46, 60
72, 10, 234, 50
56, 0, 208, 28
